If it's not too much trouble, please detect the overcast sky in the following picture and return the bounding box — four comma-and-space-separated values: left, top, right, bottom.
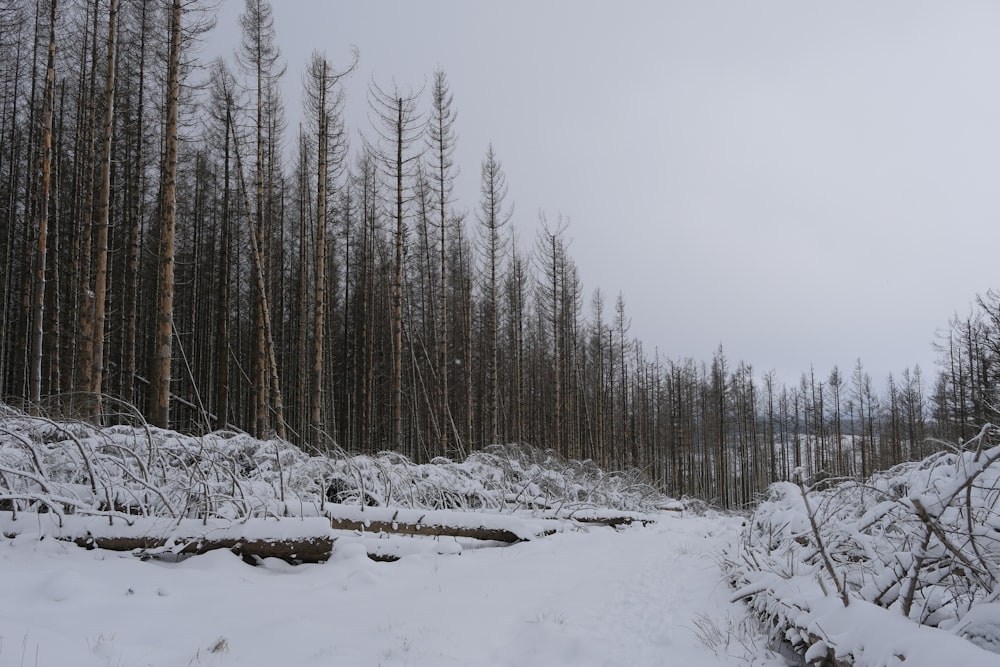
210, 0, 1000, 387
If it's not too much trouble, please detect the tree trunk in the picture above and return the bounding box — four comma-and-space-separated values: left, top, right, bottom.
225, 92, 286, 441
149, 0, 182, 429
253, 10, 268, 439
214, 100, 233, 429
29, 0, 57, 407
77, 0, 101, 399
75, 533, 334, 564
121, 0, 148, 408
392, 98, 404, 451
89, 0, 119, 417
312, 59, 328, 442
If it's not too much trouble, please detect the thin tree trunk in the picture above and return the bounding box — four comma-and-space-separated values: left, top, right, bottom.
253, 14, 268, 439
464, 270, 473, 454
392, 98, 403, 450
226, 93, 286, 440
148, 0, 182, 429
551, 235, 561, 454
77, 0, 101, 397
432, 74, 451, 458
311, 59, 328, 442
363, 169, 376, 453
214, 101, 233, 429
29, 0, 57, 407
44, 83, 64, 396
122, 0, 148, 407
89, 0, 118, 417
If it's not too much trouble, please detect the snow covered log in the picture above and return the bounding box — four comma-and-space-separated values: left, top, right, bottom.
72, 534, 334, 563
560, 509, 658, 527
325, 504, 560, 542
328, 514, 522, 542
572, 516, 651, 528
732, 581, 1000, 667
1, 513, 335, 563
728, 434, 1000, 666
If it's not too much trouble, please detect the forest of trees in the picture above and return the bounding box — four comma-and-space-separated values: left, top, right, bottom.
1, 0, 997, 508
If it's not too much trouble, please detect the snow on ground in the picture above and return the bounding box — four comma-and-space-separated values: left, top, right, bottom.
0, 513, 780, 667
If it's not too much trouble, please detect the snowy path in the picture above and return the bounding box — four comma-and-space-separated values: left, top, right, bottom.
0, 514, 780, 666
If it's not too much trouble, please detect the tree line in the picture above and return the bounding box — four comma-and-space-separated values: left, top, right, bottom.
0, 0, 993, 507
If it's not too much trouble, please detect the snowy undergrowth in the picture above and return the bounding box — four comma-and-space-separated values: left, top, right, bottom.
0, 403, 666, 526
728, 425, 1000, 665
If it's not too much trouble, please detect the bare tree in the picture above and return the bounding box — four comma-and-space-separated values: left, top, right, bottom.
148, 0, 181, 428
204, 59, 239, 428
504, 237, 528, 448
304, 48, 354, 444
75, 0, 101, 399
475, 144, 511, 446
236, 0, 285, 437
223, 82, 286, 439
29, 0, 57, 407
118, 0, 152, 407
426, 69, 458, 457
86, 0, 118, 418
535, 212, 569, 454
827, 365, 845, 476
367, 80, 422, 452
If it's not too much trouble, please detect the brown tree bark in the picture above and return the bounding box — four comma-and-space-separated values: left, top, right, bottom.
73, 534, 333, 564
29, 0, 57, 407
148, 0, 181, 429
88, 0, 118, 417
121, 0, 149, 408
76, 0, 100, 399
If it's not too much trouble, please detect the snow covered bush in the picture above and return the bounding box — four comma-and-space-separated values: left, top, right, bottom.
0, 404, 665, 524
728, 425, 1000, 661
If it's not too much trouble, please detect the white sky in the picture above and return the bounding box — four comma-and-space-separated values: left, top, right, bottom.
209, 0, 1000, 387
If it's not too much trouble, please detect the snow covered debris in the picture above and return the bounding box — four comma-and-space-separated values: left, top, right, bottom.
728, 427, 1000, 665
0, 406, 667, 524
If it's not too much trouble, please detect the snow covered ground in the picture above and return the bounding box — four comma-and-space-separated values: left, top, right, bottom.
0, 513, 780, 667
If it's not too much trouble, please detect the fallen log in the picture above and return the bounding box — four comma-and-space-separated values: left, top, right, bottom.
1, 513, 335, 563
531, 508, 659, 528
731, 579, 999, 667
328, 514, 522, 543
325, 504, 560, 543
72, 533, 334, 564
573, 516, 653, 528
